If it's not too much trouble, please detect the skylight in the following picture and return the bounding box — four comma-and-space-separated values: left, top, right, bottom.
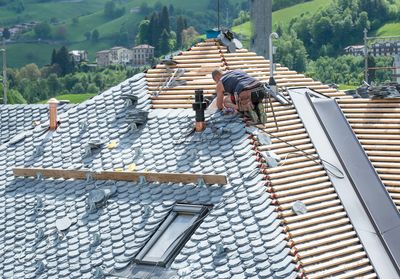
135, 204, 208, 267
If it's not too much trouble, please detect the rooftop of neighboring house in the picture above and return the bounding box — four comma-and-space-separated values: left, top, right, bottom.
133, 44, 155, 49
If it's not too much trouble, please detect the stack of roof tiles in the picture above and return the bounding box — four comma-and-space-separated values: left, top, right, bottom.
2, 39, 400, 278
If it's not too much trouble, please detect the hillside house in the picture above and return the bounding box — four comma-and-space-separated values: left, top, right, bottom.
371, 41, 400, 56
345, 42, 400, 56
132, 44, 155, 65
110, 46, 132, 65
344, 45, 365, 56
96, 50, 111, 67
68, 50, 88, 64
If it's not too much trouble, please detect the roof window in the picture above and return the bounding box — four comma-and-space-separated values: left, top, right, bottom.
135, 204, 209, 267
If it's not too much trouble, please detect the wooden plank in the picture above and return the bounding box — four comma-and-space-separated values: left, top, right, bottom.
12, 167, 228, 185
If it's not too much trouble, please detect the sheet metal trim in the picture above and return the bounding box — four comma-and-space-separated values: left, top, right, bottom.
289, 88, 400, 278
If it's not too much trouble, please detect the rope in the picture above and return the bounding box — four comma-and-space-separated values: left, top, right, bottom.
262, 89, 345, 179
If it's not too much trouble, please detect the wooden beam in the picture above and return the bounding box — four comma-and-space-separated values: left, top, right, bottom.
12, 167, 228, 185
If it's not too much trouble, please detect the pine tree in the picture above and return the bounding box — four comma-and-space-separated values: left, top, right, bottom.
149, 12, 160, 48
160, 6, 170, 33
51, 49, 57, 65
176, 16, 184, 49
136, 20, 150, 44
2, 28, 10, 39
168, 4, 174, 16
159, 29, 170, 55
56, 46, 72, 76
183, 18, 188, 29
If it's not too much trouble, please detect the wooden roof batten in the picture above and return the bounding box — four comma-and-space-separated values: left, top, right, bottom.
146, 40, 346, 108
12, 167, 228, 185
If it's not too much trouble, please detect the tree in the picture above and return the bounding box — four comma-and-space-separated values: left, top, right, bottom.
34, 22, 51, 39
149, 13, 160, 48
47, 73, 61, 95
72, 16, 79, 25
84, 31, 91, 41
51, 48, 57, 65
176, 16, 185, 49
104, 1, 116, 18
182, 27, 199, 49
168, 4, 174, 16
159, 29, 170, 55
104, 0, 125, 19
2, 28, 10, 39
55, 46, 72, 76
92, 29, 99, 42
275, 31, 308, 73
18, 63, 41, 81
136, 20, 150, 44
160, 6, 170, 33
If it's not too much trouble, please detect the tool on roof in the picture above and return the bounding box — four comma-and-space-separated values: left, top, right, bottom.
153, 68, 187, 97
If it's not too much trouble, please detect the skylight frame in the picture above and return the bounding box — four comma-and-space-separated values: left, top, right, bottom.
135, 204, 209, 267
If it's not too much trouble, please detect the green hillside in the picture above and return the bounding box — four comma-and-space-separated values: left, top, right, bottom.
36, 93, 97, 104
1, 0, 244, 68
232, 0, 333, 46
273, 0, 332, 27
376, 22, 400, 36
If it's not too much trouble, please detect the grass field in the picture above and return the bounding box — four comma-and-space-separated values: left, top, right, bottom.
37, 93, 97, 104
376, 22, 400, 37
232, 0, 333, 48
273, 0, 332, 27
2, 43, 60, 68
339, 84, 358, 91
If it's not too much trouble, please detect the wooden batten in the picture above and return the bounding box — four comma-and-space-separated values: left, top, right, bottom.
13, 167, 228, 185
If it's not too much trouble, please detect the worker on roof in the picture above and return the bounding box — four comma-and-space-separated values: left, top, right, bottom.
212, 69, 267, 124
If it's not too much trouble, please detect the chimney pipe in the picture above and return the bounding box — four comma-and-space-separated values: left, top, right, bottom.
192, 89, 207, 132
48, 98, 59, 130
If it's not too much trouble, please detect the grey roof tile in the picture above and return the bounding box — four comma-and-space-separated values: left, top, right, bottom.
0, 73, 296, 278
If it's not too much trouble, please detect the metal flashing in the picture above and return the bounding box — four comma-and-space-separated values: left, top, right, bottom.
289, 88, 400, 278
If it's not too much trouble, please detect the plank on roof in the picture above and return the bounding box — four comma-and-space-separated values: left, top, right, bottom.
13, 167, 228, 185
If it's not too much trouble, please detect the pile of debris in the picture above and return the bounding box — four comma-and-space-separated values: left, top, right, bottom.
350, 82, 400, 99
368, 83, 400, 99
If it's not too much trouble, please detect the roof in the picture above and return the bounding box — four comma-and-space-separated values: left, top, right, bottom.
111, 47, 130, 51
0, 73, 297, 278
96, 50, 110, 55
0, 103, 74, 145
339, 98, 400, 210
1, 39, 400, 278
69, 50, 87, 55
134, 44, 155, 49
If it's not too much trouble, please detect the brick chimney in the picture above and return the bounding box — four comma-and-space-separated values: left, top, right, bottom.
48, 98, 59, 130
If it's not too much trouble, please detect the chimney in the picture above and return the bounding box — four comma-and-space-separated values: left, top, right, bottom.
192, 89, 207, 132
48, 98, 59, 130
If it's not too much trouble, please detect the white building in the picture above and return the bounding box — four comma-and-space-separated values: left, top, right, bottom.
110, 47, 132, 65
69, 50, 88, 63
132, 44, 155, 65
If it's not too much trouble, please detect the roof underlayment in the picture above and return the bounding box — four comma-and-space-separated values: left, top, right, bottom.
1, 39, 400, 278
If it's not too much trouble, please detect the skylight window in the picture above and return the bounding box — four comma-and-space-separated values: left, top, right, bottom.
135, 204, 208, 267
